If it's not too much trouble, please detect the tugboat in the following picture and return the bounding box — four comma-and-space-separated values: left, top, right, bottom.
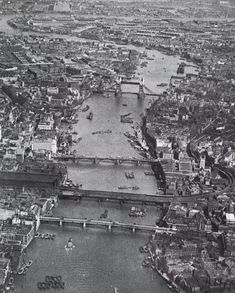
100, 209, 108, 219
26, 260, 33, 268
82, 105, 89, 112
144, 171, 154, 176
157, 83, 168, 87
125, 172, 135, 179
65, 238, 75, 250
86, 111, 93, 120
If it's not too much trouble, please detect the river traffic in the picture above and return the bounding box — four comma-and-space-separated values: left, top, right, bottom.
0, 14, 195, 293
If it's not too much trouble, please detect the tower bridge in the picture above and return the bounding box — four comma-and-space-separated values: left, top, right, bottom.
106, 77, 162, 99
115, 76, 145, 99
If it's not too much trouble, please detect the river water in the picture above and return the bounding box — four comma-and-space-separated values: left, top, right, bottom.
0, 15, 195, 293
67, 49, 197, 194
15, 226, 171, 293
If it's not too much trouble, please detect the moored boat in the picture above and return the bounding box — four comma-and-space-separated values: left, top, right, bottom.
157, 83, 168, 87
26, 260, 33, 267
86, 111, 93, 120
118, 186, 128, 190
82, 105, 89, 112
17, 268, 24, 275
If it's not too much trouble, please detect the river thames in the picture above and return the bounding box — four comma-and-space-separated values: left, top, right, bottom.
0, 14, 197, 293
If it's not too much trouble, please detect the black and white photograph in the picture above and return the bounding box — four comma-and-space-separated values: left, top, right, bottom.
0, 0, 234, 292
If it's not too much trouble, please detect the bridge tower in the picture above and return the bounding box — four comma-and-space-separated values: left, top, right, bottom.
138, 77, 145, 99
115, 76, 122, 98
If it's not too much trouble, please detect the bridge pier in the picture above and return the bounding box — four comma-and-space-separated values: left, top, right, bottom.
108, 224, 112, 232
136, 160, 140, 166
92, 158, 97, 165
59, 218, 63, 227
83, 221, 87, 229
115, 77, 122, 98
138, 78, 145, 99
162, 203, 170, 209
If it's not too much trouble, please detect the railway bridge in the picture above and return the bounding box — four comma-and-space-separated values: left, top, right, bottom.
59, 187, 209, 207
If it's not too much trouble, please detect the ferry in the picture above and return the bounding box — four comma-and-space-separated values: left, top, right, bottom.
157, 83, 168, 87
118, 186, 128, 190
86, 111, 93, 120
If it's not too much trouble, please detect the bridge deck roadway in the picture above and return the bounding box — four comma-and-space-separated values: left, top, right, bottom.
40, 216, 176, 233
60, 187, 204, 205
53, 156, 157, 165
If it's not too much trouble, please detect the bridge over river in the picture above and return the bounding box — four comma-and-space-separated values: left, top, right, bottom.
40, 216, 177, 234
54, 155, 158, 166
60, 186, 206, 206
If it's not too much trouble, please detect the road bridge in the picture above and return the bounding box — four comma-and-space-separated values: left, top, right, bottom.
53, 155, 157, 166
108, 77, 145, 99
105, 78, 161, 99
59, 187, 209, 207
40, 216, 176, 234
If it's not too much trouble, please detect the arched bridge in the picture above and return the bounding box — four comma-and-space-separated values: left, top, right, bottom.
53, 155, 158, 166
40, 216, 177, 234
